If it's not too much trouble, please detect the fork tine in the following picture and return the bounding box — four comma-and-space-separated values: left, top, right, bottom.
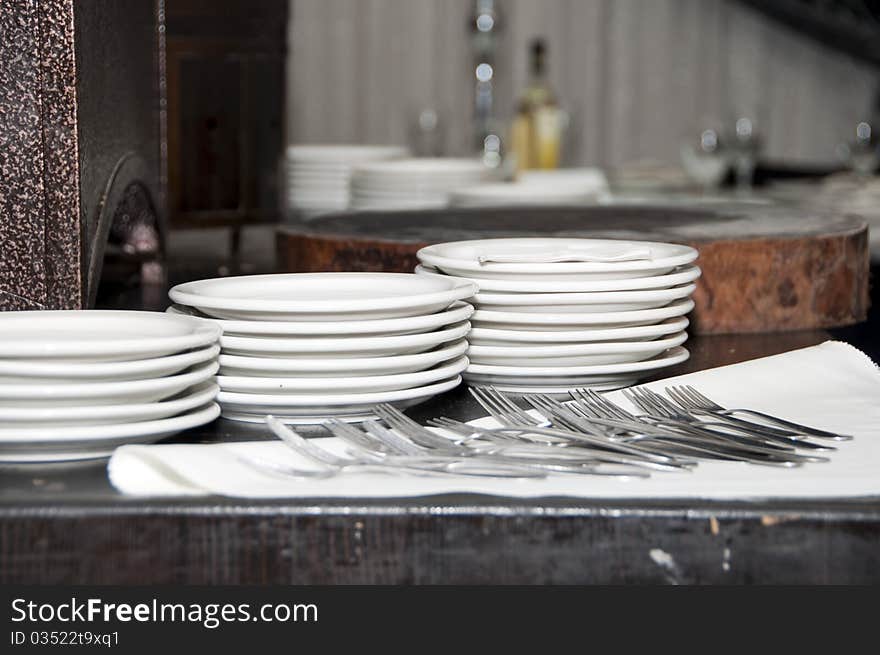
682, 385, 720, 409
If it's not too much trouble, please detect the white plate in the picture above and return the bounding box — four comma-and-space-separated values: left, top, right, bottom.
463, 347, 690, 392
467, 332, 687, 367
417, 238, 698, 281
0, 310, 220, 362
166, 302, 474, 337
217, 376, 461, 423
0, 362, 218, 406
351, 157, 486, 177
0, 382, 218, 426
449, 183, 597, 207
468, 317, 689, 345
218, 339, 468, 377
0, 344, 219, 384
286, 144, 408, 163
472, 299, 694, 330
219, 321, 471, 358
0, 403, 220, 462
169, 272, 477, 321
217, 356, 468, 394
472, 284, 695, 313
415, 263, 701, 293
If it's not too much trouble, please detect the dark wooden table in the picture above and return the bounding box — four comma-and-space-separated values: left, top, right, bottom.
2, 329, 878, 585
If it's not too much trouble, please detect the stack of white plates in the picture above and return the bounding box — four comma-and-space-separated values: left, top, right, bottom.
416, 238, 700, 393
349, 158, 489, 211
168, 272, 477, 424
285, 144, 409, 216
0, 311, 221, 463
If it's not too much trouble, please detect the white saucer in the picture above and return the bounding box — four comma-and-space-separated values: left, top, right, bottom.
463, 347, 690, 392
168, 272, 477, 321
468, 317, 689, 345
0, 344, 219, 384
217, 376, 462, 424
166, 302, 473, 337
414, 263, 701, 293
0, 362, 218, 406
0, 310, 220, 362
0, 382, 218, 426
218, 321, 471, 358
417, 238, 698, 281
472, 284, 696, 313
471, 299, 694, 330
467, 332, 687, 367
216, 356, 468, 394
0, 403, 220, 462
218, 339, 468, 378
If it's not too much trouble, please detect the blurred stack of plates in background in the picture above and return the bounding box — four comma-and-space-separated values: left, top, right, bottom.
0, 311, 221, 463
168, 272, 476, 425
285, 144, 408, 218
349, 158, 489, 210
416, 237, 700, 393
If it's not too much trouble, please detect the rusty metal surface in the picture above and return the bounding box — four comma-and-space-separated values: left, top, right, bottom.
278, 205, 870, 334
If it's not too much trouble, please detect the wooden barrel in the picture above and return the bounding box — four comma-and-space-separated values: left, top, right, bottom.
277, 204, 869, 334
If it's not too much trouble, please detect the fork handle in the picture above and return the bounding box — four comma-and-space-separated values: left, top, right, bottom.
727, 409, 852, 441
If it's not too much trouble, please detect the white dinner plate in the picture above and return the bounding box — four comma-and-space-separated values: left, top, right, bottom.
0, 344, 219, 384
0, 382, 218, 426
286, 144, 408, 163
0, 310, 220, 362
216, 356, 468, 394
0, 403, 221, 462
217, 376, 461, 424
166, 302, 474, 337
351, 157, 486, 177
472, 284, 695, 313
168, 272, 476, 321
218, 339, 468, 377
414, 263, 701, 293
468, 317, 689, 345
417, 238, 698, 281
0, 361, 218, 406
471, 299, 694, 330
463, 347, 690, 393
449, 183, 597, 207
219, 321, 471, 358
467, 332, 687, 367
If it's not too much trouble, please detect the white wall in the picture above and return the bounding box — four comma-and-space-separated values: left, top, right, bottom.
286, 0, 878, 166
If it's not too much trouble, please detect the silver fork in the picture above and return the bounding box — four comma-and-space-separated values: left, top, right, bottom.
669, 385, 853, 441
623, 389, 829, 464
373, 403, 479, 453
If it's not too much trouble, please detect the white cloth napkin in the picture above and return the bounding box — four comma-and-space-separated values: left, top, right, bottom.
107, 341, 880, 500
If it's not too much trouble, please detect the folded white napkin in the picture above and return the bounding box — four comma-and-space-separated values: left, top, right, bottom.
108, 341, 880, 500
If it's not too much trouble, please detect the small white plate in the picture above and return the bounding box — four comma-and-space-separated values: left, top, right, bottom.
219, 321, 471, 358
472, 284, 695, 313
168, 272, 477, 321
468, 317, 689, 345
167, 302, 474, 337
218, 339, 468, 377
415, 263, 701, 293
286, 144, 408, 163
0, 344, 219, 384
217, 356, 468, 394
472, 299, 694, 330
0, 382, 218, 426
467, 332, 687, 367
217, 376, 461, 424
417, 238, 698, 281
0, 310, 220, 362
0, 362, 218, 406
463, 347, 690, 392
0, 403, 220, 462
449, 183, 597, 207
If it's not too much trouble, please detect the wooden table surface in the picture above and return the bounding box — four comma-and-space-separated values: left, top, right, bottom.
2, 329, 878, 585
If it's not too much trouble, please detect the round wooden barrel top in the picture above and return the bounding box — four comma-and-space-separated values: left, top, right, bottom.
277, 203, 869, 334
